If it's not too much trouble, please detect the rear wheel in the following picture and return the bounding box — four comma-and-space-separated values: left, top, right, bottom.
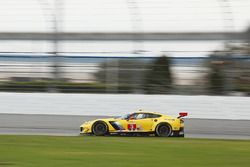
92, 121, 108, 136
155, 123, 172, 137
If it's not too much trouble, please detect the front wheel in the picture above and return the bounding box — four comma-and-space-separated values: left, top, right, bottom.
155, 123, 172, 137
92, 121, 108, 136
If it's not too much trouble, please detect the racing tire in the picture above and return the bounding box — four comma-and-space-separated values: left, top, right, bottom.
92, 121, 109, 136
155, 123, 172, 137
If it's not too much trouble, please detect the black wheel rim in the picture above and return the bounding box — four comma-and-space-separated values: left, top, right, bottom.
157, 125, 171, 137
93, 123, 107, 135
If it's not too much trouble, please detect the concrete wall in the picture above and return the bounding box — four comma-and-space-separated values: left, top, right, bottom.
0, 93, 249, 120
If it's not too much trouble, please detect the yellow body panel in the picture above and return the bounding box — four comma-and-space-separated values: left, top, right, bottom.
80, 110, 185, 136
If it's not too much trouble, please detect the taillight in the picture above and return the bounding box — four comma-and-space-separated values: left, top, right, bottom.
180, 119, 184, 124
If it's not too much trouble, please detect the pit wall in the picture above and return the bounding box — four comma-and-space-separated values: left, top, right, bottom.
0, 93, 249, 120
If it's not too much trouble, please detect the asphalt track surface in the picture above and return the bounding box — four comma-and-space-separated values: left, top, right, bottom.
0, 114, 250, 140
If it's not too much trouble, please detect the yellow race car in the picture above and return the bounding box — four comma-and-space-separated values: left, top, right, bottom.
80, 110, 187, 137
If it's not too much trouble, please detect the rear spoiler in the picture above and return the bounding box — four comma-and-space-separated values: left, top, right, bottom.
178, 112, 188, 118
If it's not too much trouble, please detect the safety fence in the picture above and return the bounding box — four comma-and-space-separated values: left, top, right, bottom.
0, 54, 250, 95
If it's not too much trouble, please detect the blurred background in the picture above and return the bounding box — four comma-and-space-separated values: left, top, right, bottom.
0, 0, 250, 95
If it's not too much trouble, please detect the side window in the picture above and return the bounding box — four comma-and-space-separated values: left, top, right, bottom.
152, 114, 161, 118
134, 113, 146, 120
129, 113, 138, 120
146, 114, 161, 118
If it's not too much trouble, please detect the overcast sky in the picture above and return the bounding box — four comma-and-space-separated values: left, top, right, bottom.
0, 0, 250, 56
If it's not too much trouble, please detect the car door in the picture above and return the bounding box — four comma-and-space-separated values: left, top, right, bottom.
127, 113, 154, 132
112, 113, 137, 131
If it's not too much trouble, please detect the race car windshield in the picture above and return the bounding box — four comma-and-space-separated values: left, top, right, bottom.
118, 114, 131, 120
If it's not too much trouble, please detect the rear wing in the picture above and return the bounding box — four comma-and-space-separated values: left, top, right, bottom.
178, 112, 188, 118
